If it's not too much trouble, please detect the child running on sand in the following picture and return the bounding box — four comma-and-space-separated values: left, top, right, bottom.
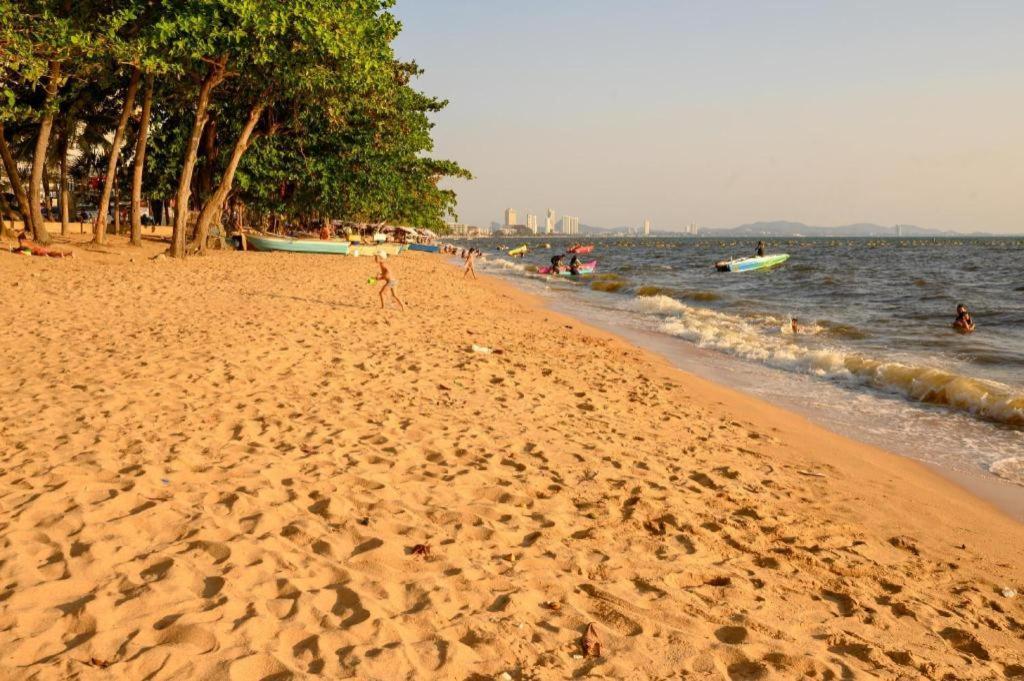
374, 254, 405, 310
464, 249, 477, 279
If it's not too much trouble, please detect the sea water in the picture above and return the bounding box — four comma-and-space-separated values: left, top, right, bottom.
468, 237, 1024, 487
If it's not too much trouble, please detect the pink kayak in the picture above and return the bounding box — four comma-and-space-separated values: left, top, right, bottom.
537, 259, 597, 276
567, 245, 594, 254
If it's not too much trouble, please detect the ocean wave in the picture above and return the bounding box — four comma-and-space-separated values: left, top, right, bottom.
591, 280, 627, 293
990, 457, 1024, 485
633, 295, 1024, 427
480, 258, 528, 273
635, 286, 720, 302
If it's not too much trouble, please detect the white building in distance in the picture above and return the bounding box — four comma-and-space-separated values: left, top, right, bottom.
561, 215, 580, 235
545, 209, 556, 235
526, 213, 538, 234
504, 208, 517, 226
643, 218, 651, 236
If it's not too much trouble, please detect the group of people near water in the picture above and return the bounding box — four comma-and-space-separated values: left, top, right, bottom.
548, 253, 585, 276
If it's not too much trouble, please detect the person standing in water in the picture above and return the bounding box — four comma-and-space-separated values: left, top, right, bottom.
953, 304, 975, 333
756, 240, 766, 257
549, 253, 564, 274
374, 254, 405, 311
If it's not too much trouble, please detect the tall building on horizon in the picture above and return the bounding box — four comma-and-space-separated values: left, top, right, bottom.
643, 218, 651, 236
894, 224, 902, 237
545, 209, 556, 235
504, 208, 517, 227
526, 213, 538, 234
560, 215, 580, 235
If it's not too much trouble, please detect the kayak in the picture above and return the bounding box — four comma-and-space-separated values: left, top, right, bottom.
538, 259, 597, 276
508, 245, 528, 257
715, 254, 789, 272
240, 234, 350, 254
568, 245, 594, 254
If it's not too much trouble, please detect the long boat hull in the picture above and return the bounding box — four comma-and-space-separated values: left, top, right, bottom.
348, 243, 405, 256
243, 234, 350, 254
716, 253, 790, 272
407, 243, 439, 253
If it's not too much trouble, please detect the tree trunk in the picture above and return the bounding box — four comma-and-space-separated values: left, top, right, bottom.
28, 60, 62, 245
196, 114, 218, 203
170, 60, 226, 258
94, 66, 141, 244
0, 192, 14, 239
0, 123, 32, 231
60, 138, 69, 235
130, 73, 154, 246
191, 101, 265, 253
43, 166, 52, 220
113, 179, 121, 235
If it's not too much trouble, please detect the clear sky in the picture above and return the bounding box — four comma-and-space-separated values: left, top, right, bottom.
392, 1, 1024, 233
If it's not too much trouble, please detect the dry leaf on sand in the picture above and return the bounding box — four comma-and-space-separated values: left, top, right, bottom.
582, 622, 602, 657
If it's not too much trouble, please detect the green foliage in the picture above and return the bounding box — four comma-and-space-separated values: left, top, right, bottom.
1, 0, 470, 232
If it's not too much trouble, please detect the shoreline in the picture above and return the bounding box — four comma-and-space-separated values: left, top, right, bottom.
474, 254, 1024, 522
467, 258, 1024, 523
1, 236, 1023, 679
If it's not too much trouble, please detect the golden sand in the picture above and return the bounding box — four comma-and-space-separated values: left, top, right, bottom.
0, 234, 1022, 680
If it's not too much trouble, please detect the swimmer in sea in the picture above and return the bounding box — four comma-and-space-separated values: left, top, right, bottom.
952, 304, 975, 333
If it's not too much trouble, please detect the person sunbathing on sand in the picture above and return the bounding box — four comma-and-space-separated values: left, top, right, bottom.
374, 254, 405, 311
953, 304, 975, 333
14, 232, 73, 258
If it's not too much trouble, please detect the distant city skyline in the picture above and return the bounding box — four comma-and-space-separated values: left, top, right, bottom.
393, 2, 1024, 234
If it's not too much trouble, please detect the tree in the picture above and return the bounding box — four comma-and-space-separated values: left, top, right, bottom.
92, 66, 139, 242
129, 72, 152, 245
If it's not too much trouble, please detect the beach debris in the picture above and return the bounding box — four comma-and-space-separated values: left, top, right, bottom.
411, 543, 431, 558
358, 517, 370, 526
471, 344, 493, 354
495, 673, 513, 681
797, 469, 826, 478
706, 576, 732, 587
1000, 587, 1017, 598
581, 622, 602, 657
87, 658, 113, 669
541, 600, 561, 611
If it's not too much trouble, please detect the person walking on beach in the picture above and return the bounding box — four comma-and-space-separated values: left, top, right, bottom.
374, 254, 405, 310
464, 249, 478, 279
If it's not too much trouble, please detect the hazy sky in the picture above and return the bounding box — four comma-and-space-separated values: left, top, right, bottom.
393, 1, 1023, 233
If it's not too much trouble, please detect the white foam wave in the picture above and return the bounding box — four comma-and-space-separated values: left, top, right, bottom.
479, 258, 528, 273
633, 296, 1024, 426
990, 457, 1024, 485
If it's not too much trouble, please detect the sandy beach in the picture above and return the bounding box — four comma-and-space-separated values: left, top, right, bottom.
1, 234, 1022, 680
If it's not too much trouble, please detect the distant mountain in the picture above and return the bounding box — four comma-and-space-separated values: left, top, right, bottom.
704, 221, 962, 237
567, 220, 982, 237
